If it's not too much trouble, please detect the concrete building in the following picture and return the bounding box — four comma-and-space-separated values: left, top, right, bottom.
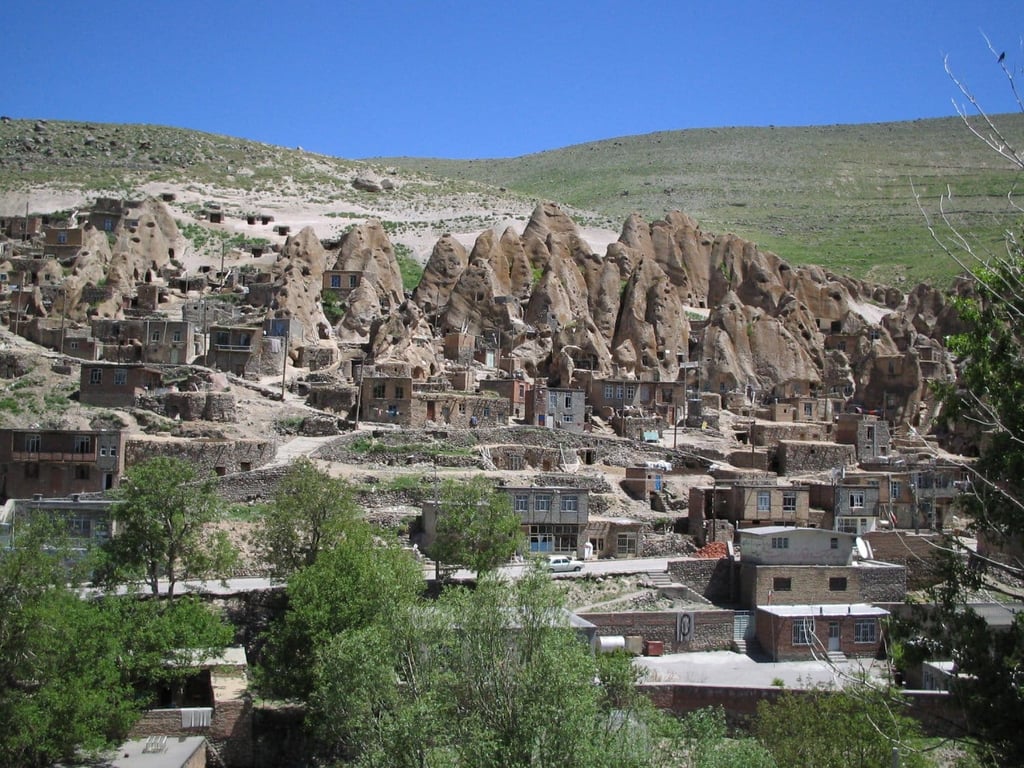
525, 386, 587, 432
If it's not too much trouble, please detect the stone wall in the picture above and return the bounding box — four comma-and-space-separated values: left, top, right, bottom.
141, 391, 237, 422
865, 530, 946, 590
126, 437, 277, 475
777, 440, 856, 474
579, 609, 733, 652
668, 557, 738, 604
129, 693, 252, 768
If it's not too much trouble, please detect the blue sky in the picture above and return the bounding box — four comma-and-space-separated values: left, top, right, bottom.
4, 1, 1021, 159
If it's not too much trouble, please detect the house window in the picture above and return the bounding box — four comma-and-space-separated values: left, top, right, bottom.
330, 275, 342, 288
150, 330, 161, 342
100, 445, 108, 457
564, 393, 573, 408
514, 494, 529, 513
837, 518, 859, 534
109, 443, 117, 458
394, 386, 405, 399
792, 618, 815, 646
830, 537, 839, 549
855, 619, 877, 644
113, 369, 127, 385
625, 384, 636, 399
782, 492, 797, 512
772, 577, 792, 591
589, 537, 605, 554
69, 341, 79, 350
509, 455, 523, 471
829, 577, 848, 591
372, 383, 386, 399
386, 405, 399, 417
561, 495, 579, 513
68, 517, 92, 538
483, 405, 491, 417
458, 403, 466, 414
615, 385, 624, 399
24, 434, 40, 452
172, 330, 182, 342
803, 402, 813, 417
57, 231, 68, 244
562, 414, 573, 423
757, 491, 771, 513
549, 393, 558, 410
25, 463, 39, 478
103, 217, 114, 232
849, 492, 865, 509
518, 384, 525, 397
74, 465, 90, 480
890, 481, 901, 498
349, 275, 358, 288
603, 384, 615, 399
89, 368, 102, 385
74, 436, 92, 454
616, 532, 637, 555
771, 536, 789, 549
535, 495, 551, 512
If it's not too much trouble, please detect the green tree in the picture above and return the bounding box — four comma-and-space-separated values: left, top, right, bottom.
431, 476, 523, 578
754, 685, 928, 768
905, 45, 1024, 765
100, 456, 237, 597
306, 567, 689, 768
0, 519, 233, 767
255, 522, 423, 702
254, 457, 360, 577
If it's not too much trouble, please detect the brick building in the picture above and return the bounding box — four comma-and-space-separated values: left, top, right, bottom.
755, 603, 889, 661
0, 428, 126, 499
80, 362, 167, 407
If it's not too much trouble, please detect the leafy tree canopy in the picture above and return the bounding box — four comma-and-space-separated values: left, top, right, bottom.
99, 456, 237, 597
431, 475, 523, 577
253, 457, 361, 577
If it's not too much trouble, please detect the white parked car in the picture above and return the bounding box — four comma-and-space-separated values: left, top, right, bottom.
546, 555, 584, 573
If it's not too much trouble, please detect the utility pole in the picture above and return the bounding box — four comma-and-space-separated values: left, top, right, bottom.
280, 332, 290, 401
58, 286, 67, 355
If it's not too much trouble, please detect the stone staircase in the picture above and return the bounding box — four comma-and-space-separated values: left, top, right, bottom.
826, 650, 848, 665
646, 571, 672, 588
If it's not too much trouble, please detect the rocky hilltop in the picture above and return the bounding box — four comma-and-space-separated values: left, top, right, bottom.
0, 190, 961, 432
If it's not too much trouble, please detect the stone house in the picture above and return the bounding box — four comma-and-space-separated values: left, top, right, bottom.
622, 464, 669, 501
358, 372, 413, 425
87, 197, 130, 233
0, 428, 125, 499
413, 390, 508, 429
835, 413, 893, 462
91, 318, 201, 364
419, 485, 590, 559
505, 485, 590, 558
766, 396, 830, 423
737, 526, 906, 609
688, 479, 811, 535
43, 225, 84, 262
776, 439, 857, 475
809, 471, 894, 534
478, 376, 532, 420
442, 331, 475, 364
524, 386, 587, 432
80, 362, 167, 407
1, 494, 117, 552
206, 325, 285, 378
582, 375, 688, 424
755, 603, 889, 662
583, 515, 645, 559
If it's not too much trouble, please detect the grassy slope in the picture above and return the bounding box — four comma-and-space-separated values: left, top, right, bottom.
380, 116, 1024, 285
4, 116, 1022, 285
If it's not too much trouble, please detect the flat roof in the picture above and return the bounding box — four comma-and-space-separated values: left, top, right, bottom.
739, 526, 856, 538
107, 735, 206, 768
758, 603, 889, 618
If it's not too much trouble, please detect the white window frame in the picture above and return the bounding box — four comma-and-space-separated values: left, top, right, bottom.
849, 492, 865, 509
855, 619, 877, 644
561, 495, 579, 513
514, 494, 529, 513
782, 492, 797, 512
792, 618, 814, 646
771, 536, 789, 549
757, 491, 771, 513
535, 495, 551, 513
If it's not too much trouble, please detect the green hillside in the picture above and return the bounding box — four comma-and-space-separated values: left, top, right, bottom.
381, 116, 1024, 285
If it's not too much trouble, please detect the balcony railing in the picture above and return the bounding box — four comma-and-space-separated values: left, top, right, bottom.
12, 450, 98, 461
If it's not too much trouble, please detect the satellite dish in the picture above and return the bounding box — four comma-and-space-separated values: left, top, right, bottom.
855, 537, 869, 560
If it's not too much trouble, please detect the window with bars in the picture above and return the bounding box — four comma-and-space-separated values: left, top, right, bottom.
855, 619, 877, 644
792, 618, 815, 646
